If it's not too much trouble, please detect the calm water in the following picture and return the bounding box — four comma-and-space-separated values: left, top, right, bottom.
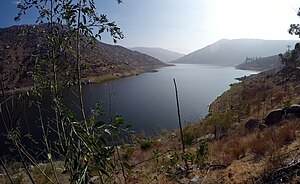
0, 64, 255, 156
65, 64, 255, 135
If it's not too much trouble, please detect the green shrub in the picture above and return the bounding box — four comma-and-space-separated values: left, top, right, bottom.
12, 162, 23, 172
196, 141, 209, 168
183, 131, 196, 146
122, 147, 134, 160
140, 140, 151, 150
160, 129, 168, 136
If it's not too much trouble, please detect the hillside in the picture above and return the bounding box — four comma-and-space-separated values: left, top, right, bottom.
174, 39, 298, 66
1, 66, 300, 182
0, 24, 166, 91
236, 55, 284, 71
130, 47, 184, 63
109, 67, 300, 183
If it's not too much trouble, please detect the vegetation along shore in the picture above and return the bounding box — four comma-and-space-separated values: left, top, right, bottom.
1, 0, 300, 183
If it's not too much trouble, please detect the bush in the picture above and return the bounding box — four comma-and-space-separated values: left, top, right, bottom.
140, 140, 151, 150
160, 129, 168, 136
183, 131, 196, 146
196, 141, 209, 167
122, 147, 134, 160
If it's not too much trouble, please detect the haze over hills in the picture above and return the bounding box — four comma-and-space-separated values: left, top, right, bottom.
130, 47, 185, 63
0, 24, 166, 90
236, 55, 283, 71
174, 39, 298, 66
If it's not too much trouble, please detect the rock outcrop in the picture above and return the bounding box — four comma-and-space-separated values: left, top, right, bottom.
244, 117, 259, 130
263, 109, 284, 126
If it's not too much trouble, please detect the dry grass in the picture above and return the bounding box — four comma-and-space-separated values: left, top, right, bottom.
0, 161, 69, 184
211, 120, 297, 163
116, 68, 300, 183
2, 68, 300, 183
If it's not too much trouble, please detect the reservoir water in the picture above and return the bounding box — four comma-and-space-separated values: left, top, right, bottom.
0, 64, 255, 156
69, 64, 255, 135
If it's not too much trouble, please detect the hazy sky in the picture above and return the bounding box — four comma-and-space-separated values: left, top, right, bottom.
1, 0, 300, 53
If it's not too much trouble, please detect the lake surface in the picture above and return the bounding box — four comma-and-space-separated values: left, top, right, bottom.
0, 64, 256, 156
65, 64, 255, 135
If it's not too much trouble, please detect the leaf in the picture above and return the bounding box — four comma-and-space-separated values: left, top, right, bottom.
99, 166, 109, 176
95, 121, 105, 127
47, 153, 52, 160
125, 124, 132, 129
122, 162, 133, 171
99, 137, 108, 145
104, 129, 111, 135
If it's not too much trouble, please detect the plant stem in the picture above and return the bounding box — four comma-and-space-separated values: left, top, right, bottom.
76, 0, 87, 131
173, 78, 185, 152
173, 78, 189, 169
0, 157, 14, 184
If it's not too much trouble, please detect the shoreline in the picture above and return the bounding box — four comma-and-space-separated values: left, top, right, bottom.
0, 64, 171, 97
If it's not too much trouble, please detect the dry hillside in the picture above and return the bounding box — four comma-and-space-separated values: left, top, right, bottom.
3, 67, 299, 183
0, 24, 166, 92
109, 67, 300, 183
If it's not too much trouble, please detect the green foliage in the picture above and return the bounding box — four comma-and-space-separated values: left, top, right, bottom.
195, 141, 209, 168
139, 140, 151, 151
122, 162, 134, 174
12, 162, 24, 172
169, 152, 179, 167
152, 149, 160, 163
282, 98, 292, 107
6, 0, 129, 183
122, 146, 134, 160
181, 151, 193, 164
289, 8, 300, 38
183, 131, 196, 146
206, 112, 235, 134
281, 9, 300, 68
64, 103, 131, 182
221, 112, 235, 129
229, 83, 239, 89
279, 49, 300, 68
160, 129, 169, 136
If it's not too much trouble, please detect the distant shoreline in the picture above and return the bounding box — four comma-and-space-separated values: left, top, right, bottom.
0, 64, 170, 97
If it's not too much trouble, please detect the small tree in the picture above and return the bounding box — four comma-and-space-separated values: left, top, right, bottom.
279, 43, 300, 68
279, 8, 300, 68
9, 0, 130, 183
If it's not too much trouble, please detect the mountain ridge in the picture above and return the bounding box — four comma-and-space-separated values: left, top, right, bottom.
174, 39, 298, 66
0, 24, 167, 91
130, 47, 185, 63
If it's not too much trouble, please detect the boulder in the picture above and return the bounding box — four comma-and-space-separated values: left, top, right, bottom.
244, 117, 259, 130
195, 134, 215, 143
264, 109, 283, 126
287, 104, 300, 117
258, 123, 268, 130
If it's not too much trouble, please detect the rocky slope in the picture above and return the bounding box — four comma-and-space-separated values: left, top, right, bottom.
0, 24, 166, 91
1, 68, 300, 183
111, 67, 300, 183
174, 39, 297, 66
1, 25, 300, 183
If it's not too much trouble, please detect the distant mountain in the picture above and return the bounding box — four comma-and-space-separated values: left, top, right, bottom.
130, 47, 185, 63
0, 24, 166, 90
236, 55, 283, 71
174, 39, 298, 66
